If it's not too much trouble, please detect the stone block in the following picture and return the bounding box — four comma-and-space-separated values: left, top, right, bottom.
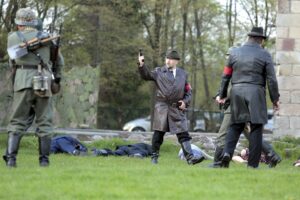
277, 27, 289, 38
290, 116, 300, 129
273, 129, 300, 137
282, 38, 295, 51
292, 64, 300, 75
291, 1, 300, 13
277, 76, 300, 90
277, 14, 300, 27
278, 64, 292, 75
278, 90, 290, 103
276, 51, 289, 64
295, 39, 300, 51
276, 51, 300, 64
279, 103, 300, 115
291, 91, 300, 103
278, 0, 290, 13
290, 27, 300, 38
274, 115, 290, 129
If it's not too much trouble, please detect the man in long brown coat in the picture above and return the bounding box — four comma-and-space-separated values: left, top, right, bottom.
138, 49, 204, 165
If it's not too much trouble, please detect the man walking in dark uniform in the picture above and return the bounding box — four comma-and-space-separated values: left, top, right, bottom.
138, 49, 204, 165
217, 27, 280, 168
211, 47, 281, 168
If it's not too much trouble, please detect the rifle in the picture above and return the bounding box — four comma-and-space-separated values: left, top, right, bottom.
7, 35, 60, 59
49, 23, 63, 94
50, 23, 63, 82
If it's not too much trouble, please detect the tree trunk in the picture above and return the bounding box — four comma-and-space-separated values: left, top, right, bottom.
194, 7, 211, 108
161, 0, 171, 61
180, 0, 190, 68
151, 0, 164, 128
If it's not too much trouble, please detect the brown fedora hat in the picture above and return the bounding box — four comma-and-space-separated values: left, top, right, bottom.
247, 27, 267, 39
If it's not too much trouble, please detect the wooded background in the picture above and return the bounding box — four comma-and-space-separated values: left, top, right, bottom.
0, 0, 276, 130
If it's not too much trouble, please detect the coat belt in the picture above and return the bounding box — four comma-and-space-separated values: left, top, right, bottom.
156, 99, 179, 107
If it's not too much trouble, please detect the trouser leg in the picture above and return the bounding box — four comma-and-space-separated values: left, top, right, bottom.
224, 123, 245, 156
35, 96, 53, 166
247, 123, 263, 168
38, 136, 52, 167
244, 129, 282, 168
5, 132, 22, 167
5, 90, 33, 167
211, 109, 231, 167
222, 123, 245, 167
215, 109, 232, 149
177, 132, 204, 165
151, 130, 165, 164
261, 140, 282, 168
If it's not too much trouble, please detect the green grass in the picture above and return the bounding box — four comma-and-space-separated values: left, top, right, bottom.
0, 135, 299, 200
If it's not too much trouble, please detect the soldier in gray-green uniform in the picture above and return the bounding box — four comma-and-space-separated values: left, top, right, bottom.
210, 46, 281, 168
4, 7, 64, 167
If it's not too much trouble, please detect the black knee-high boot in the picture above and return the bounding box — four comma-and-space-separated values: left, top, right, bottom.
4, 133, 22, 167
38, 136, 51, 167
209, 146, 224, 168
151, 131, 165, 164
180, 140, 205, 165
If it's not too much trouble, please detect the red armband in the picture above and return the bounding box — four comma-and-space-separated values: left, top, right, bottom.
223, 66, 233, 75
185, 83, 191, 92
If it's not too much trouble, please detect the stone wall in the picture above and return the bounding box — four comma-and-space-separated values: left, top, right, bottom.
275, 0, 300, 137
53, 66, 99, 128
0, 65, 99, 129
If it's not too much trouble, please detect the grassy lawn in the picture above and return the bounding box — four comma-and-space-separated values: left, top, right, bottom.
0, 135, 299, 200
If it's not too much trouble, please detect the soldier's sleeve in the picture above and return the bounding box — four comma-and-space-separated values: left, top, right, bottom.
138, 65, 158, 81
182, 73, 192, 107
219, 55, 233, 99
265, 52, 280, 103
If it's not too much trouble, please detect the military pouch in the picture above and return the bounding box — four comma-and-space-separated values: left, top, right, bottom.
33, 75, 49, 97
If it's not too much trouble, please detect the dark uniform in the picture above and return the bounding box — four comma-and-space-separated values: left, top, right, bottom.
211, 48, 281, 168
50, 136, 87, 155
218, 27, 280, 168
4, 8, 64, 167
138, 50, 204, 165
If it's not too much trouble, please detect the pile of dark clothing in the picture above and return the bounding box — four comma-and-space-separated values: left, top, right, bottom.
92, 143, 152, 158
50, 136, 88, 156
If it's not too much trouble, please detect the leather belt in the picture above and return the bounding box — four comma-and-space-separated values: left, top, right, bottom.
233, 83, 264, 88
16, 65, 38, 69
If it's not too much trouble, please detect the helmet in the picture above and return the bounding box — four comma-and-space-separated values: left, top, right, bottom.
15, 7, 38, 26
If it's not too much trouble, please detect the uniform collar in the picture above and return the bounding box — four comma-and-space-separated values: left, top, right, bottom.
244, 41, 262, 49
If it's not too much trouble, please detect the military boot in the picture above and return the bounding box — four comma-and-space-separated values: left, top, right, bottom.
267, 151, 282, 168
209, 146, 224, 168
5, 133, 22, 168
38, 136, 51, 167
151, 152, 159, 164
3, 148, 8, 164
261, 141, 281, 168
181, 141, 205, 165
220, 152, 231, 168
